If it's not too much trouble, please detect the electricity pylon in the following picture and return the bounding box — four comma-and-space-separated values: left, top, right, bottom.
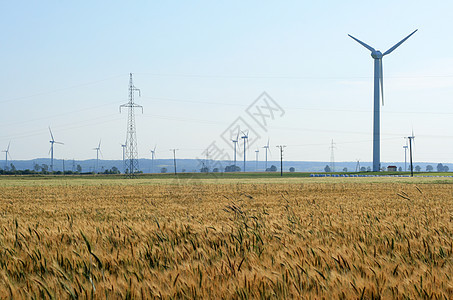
120, 73, 143, 178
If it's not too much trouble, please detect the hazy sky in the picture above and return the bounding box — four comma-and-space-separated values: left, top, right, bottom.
1, 1, 453, 164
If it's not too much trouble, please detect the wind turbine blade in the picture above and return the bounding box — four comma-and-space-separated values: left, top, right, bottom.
383, 29, 418, 56
348, 34, 375, 52
380, 59, 384, 106
267, 138, 269, 148
7, 141, 10, 152
236, 129, 239, 141
154, 145, 157, 152
49, 127, 54, 141
98, 140, 101, 149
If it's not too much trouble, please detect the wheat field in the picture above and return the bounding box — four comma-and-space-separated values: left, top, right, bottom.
0, 178, 452, 298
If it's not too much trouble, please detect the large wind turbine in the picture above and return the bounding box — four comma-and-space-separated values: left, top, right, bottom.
49, 127, 63, 172
349, 29, 417, 171
93, 140, 102, 173
2, 142, 11, 170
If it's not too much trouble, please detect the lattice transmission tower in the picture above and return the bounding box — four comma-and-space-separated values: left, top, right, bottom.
329, 139, 336, 172
120, 73, 143, 177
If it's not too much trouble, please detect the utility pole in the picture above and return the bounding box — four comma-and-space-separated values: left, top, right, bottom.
170, 149, 178, 175
329, 139, 336, 172
62, 159, 65, 175
120, 73, 143, 178
407, 135, 415, 177
276, 145, 286, 177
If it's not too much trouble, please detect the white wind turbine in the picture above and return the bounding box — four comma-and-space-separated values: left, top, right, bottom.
231, 129, 239, 168
120, 141, 126, 173
241, 130, 249, 172
255, 148, 259, 172
2, 142, 11, 170
263, 138, 270, 170
349, 29, 417, 172
93, 140, 102, 173
150, 145, 157, 173
49, 127, 64, 172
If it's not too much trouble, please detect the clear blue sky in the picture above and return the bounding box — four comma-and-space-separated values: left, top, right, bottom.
1, 1, 452, 165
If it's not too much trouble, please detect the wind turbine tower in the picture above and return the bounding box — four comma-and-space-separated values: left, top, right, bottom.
231, 130, 239, 168
121, 142, 126, 173
2, 142, 11, 170
150, 145, 156, 173
241, 130, 249, 172
403, 141, 408, 172
263, 139, 270, 170
48, 127, 63, 172
407, 132, 415, 177
120, 73, 143, 177
93, 140, 102, 173
349, 29, 417, 171
255, 148, 259, 172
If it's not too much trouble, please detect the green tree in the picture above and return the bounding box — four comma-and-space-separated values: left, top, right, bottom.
415, 165, 421, 172
426, 165, 433, 172
289, 167, 295, 172
324, 165, 331, 172
76, 164, 82, 173
437, 163, 444, 172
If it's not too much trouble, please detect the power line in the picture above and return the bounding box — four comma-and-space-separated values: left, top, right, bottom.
0, 74, 125, 105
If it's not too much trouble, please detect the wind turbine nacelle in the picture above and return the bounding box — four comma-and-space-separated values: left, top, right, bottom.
371, 50, 383, 59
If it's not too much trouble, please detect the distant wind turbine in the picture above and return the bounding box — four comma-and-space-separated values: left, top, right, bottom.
2, 142, 11, 170
255, 148, 259, 172
120, 142, 126, 173
93, 140, 102, 173
49, 127, 64, 172
150, 145, 157, 173
263, 139, 270, 170
349, 29, 417, 171
241, 130, 249, 172
231, 129, 239, 168
407, 130, 415, 177
403, 140, 408, 172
